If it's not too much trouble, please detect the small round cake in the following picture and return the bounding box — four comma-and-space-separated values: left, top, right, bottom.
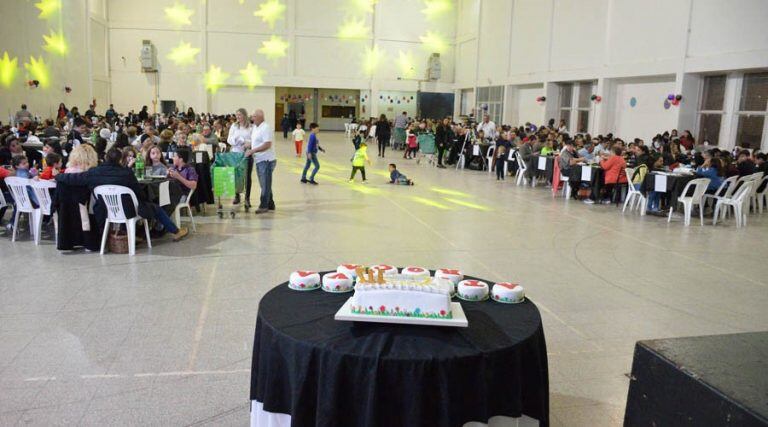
370, 264, 398, 276
337, 264, 364, 279
402, 266, 430, 280
492, 282, 525, 303
288, 270, 320, 291
322, 272, 354, 293
457, 279, 489, 301
435, 268, 464, 289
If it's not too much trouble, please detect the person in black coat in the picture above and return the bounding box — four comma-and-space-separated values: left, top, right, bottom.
434, 117, 453, 168
375, 114, 391, 158
55, 148, 189, 241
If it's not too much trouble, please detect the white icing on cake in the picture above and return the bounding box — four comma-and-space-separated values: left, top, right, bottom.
457, 279, 489, 301
337, 264, 364, 278
435, 268, 464, 290
350, 274, 453, 318
289, 271, 320, 290
492, 282, 525, 303
370, 264, 398, 276
401, 266, 430, 280
322, 272, 354, 292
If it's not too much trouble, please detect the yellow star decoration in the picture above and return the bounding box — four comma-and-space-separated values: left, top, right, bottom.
258, 35, 289, 60
348, 0, 377, 14
253, 0, 285, 29
363, 45, 383, 76
164, 2, 194, 27
238, 0, 245, 3
397, 50, 416, 79
204, 65, 230, 94
420, 31, 448, 54
337, 18, 370, 40
34, 0, 62, 20
166, 41, 200, 66
24, 56, 51, 88
0, 52, 19, 89
421, 0, 453, 20
239, 61, 265, 89
42, 30, 68, 56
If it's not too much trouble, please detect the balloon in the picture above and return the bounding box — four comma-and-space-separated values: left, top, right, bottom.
590, 94, 597, 101
595, 96, 602, 102
675, 94, 682, 101
667, 94, 675, 101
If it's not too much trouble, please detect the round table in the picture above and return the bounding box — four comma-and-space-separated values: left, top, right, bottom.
250, 272, 549, 427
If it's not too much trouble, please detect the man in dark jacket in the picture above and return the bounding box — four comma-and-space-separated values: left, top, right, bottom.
55, 148, 189, 241
434, 117, 453, 168
736, 150, 757, 177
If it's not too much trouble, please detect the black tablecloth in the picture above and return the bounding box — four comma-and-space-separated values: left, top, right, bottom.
138, 179, 183, 212
528, 155, 555, 183
569, 165, 604, 200
640, 173, 696, 209
250, 273, 549, 427
192, 151, 214, 206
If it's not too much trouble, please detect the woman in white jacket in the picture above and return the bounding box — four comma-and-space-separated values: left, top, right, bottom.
227, 108, 253, 207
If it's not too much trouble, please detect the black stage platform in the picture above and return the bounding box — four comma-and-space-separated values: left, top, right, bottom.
624, 332, 768, 426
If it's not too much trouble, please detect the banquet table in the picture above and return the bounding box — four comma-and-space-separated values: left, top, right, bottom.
250, 273, 550, 427
528, 155, 555, 183
640, 172, 696, 210
569, 165, 604, 200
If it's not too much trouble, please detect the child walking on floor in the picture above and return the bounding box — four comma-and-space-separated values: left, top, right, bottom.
349, 141, 371, 183
292, 122, 305, 157
301, 123, 324, 185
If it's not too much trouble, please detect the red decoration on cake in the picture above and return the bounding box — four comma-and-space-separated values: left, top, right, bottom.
379, 305, 386, 312
341, 264, 360, 269
439, 269, 461, 275
496, 283, 519, 290
329, 273, 348, 280
296, 271, 315, 277
407, 267, 424, 272
463, 280, 483, 287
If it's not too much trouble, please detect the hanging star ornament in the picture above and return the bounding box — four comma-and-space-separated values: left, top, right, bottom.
0, 52, 19, 89
420, 31, 448, 53
421, 0, 453, 20
24, 56, 50, 88
363, 45, 383, 76
239, 61, 265, 89
397, 50, 416, 79
164, 2, 194, 26
166, 41, 200, 66
34, 0, 62, 19
253, 0, 285, 29
42, 30, 68, 56
204, 65, 230, 94
337, 18, 370, 40
258, 35, 289, 60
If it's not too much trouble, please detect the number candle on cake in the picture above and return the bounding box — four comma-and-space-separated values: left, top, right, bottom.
288, 271, 320, 290
350, 267, 454, 319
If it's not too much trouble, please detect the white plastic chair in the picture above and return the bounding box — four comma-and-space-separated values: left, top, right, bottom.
668, 178, 710, 226
622, 168, 647, 215
746, 172, 763, 213
30, 180, 57, 245
173, 187, 196, 232
93, 185, 152, 256
515, 151, 528, 186
5, 177, 41, 242
755, 176, 768, 214
702, 175, 738, 214
486, 145, 495, 173
713, 181, 753, 227
557, 167, 571, 199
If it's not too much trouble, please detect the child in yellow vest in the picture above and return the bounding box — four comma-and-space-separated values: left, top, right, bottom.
349, 141, 371, 183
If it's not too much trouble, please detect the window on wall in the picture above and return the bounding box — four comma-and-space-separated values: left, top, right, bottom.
697, 75, 726, 145
576, 82, 594, 133
735, 72, 768, 150
558, 84, 572, 130
558, 81, 594, 133
476, 86, 504, 124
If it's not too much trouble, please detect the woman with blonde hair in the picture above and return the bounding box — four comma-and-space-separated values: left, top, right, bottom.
227, 107, 252, 206
66, 144, 99, 173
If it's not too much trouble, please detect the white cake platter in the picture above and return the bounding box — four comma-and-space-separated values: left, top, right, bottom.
334, 298, 468, 328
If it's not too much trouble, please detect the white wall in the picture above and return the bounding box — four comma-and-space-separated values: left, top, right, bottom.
0, 0, 93, 120
609, 76, 677, 143
515, 84, 545, 127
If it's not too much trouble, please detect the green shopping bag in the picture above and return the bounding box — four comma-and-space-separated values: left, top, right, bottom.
213, 167, 236, 198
